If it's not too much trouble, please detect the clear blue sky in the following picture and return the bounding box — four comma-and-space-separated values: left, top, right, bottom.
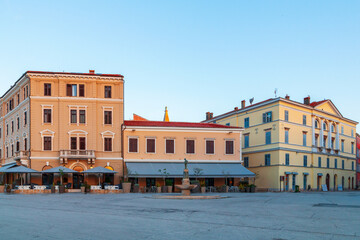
0, 1, 359, 127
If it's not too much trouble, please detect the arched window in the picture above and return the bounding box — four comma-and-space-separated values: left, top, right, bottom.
315, 120, 319, 129
331, 124, 336, 133
323, 122, 327, 131
105, 166, 114, 171
73, 166, 84, 172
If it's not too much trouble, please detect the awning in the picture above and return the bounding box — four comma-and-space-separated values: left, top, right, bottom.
317, 173, 323, 176
0, 162, 17, 172
303, 172, 309, 175
42, 166, 78, 173
4, 166, 39, 173
292, 172, 298, 175
284, 172, 291, 175
126, 162, 255, 178
82, 167, 117, 174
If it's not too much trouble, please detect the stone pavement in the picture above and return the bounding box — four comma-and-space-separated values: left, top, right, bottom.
0, 192, 359, 240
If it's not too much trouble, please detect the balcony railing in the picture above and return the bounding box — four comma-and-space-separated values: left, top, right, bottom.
14, 151, 29, 160
60, 150, 95, 159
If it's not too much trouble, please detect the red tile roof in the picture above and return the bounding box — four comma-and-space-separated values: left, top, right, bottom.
309, 100, 328, 107
26, 70, 124, 78
124, 120, 241, 129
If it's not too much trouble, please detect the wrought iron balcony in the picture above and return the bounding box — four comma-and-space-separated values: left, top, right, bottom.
59, 150, 95, 159
14, 151, 29, 160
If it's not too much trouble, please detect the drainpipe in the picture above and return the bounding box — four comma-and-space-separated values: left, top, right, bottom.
121, 124, 125, 181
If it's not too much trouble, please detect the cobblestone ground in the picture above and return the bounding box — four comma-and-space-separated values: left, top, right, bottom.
0, 192, 359, 240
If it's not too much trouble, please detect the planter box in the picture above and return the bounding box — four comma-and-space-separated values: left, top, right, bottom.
81, 186, 85, 193
0, 185, 4, 193
167, 186, 173, 193
122, 182, 131, 193
59, 185, 65, 194
201, 187, 206, 193
156, 187, 161, 193
133, 185, 139, 193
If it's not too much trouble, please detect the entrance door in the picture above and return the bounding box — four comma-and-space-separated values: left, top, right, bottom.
334, 175, 337, 191
146, 178, 156, 188
285, 175, 289, 191
342, 177, 345, 189
292, 175, 296, 191
303, 175, 307, 191
317, 176, 321, 190
73, 173, 84, 189
326, 174, 330, 191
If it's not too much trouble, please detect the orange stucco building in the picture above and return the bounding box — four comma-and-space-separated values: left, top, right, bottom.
0, 70, 124, 188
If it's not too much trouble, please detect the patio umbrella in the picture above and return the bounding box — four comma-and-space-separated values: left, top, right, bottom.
82, 167, 117, 185
42, 166, 78, 185
0, 162, 17, 172
4, 166, 39, 185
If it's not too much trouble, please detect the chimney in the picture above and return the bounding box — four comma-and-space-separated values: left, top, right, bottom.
89, 70, 95, 74
285, 94, 290, 100
241, 100, 246, 109
206, 112, 213, 120
304, 96, 310, 105
234, 107, 238, 111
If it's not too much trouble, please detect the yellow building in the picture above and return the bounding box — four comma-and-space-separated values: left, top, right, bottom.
0, 70, 124, 188
122, 120, 254, 192
203, 96, 358, 191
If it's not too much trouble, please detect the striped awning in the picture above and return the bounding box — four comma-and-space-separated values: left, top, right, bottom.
126, 162, 255, 178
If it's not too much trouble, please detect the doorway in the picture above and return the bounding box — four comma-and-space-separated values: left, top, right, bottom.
285, 175, 289, 191
73, 173, 84, 189
334, 174, 337, 191
303, 175, 307, 191
326, 174, 330, 191
292, 175, 296, 191
317, 176, 322, 190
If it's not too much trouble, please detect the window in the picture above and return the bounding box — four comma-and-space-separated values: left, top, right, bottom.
265, 154, 271, 166
352, 161, 354, 171
44, 109, 52, 123
318, 157, 322, 168
244, 157, 249, 168
315, 120, 319, 128
6, 146, 8, 158
104, 138, 112, 151
334, 159, 337, 168
0, 128, 1, 138
351, 129, 354, 137
79, 137, 86, 150
129, 138, 138, 153
66, 84, 77, 96
16, 141, 20, 152
303, 132, 307, 146
315, 135, 319, 147
26, 86, 29, 97
11, 144, 13, 156
105, 86, 112, 98
263, 112, 272, 123
341, 126, 344, 134
284, 110, 289, 121
71, 110, 77, 123
323, 136, 326, 148
244, 135, 249, 148
265, 131, 271, 145
43, 137, 52, 151
71, 137, 77, 150
104, 111, 112, 124
24, 111, 27, 125
341, 140, 345, 152
303, 115, 307, 125
244, 118, 249, 128
166, 139, 175, 154
6, 124, 8, 136
225, 140, 234, 154
79, 84, 85, 97
327, 158, 330, 168
342, 160, 344, 169
17, 117, 20, 130
146, 138, 156, 153
351, 142, 354, 154
44, 83, 51, 96
285, 129, 289, 144
186, 140, 195, 154
323, 122, 327, 131
225, 123, 230, 126
79, 110, 86, 124
24, 138, 27, 150
206, 140, 214, 154
331, 125, 335, 133
285, 153, 290, 166
303, 155, 308, 167
17, 93, 20, 105
11, 121, 14, 133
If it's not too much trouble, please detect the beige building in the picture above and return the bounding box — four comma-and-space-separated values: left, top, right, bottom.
123, 120, 254, 192
0, 70, 124, 188
203, 96, 357, 191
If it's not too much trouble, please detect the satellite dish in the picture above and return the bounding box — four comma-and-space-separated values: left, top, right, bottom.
249, 98, 254, 105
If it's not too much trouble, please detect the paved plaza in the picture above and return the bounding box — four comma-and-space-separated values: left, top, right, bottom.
0, 192, 359, 240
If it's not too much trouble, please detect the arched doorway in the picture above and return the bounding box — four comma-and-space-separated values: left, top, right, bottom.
73, 165, 84, 189
326, 174, 330, 191
317, 175, 322, 191
42, 165, 53, 185
342, 176, 345, 190
348, 177, 351, 190
352, 177, 354, 190
104, 165, 114, 185
334, 174, 337, 191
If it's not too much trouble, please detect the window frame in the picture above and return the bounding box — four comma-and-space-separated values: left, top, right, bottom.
104, 137, 113, 152
185, 139, 195, 154
146, 138, 156, 154
165, 139, 175, 154
225, 139, 235, 155
43, 136, 52, 151
43, 109, 52, 124
105, 86, 112, 98
205, 139, 215, 155
44, 83, 51, 96
128, 137, 139, 153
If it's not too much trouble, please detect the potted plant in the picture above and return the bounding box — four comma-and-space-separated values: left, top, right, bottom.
133, 184, 139, 193
249, 184, 256, 193
5, 184, 11, 193
200, 180, 206, 193
165, 179, 173, 193
158, 168, 170, 193
239, 183, 245, 192
51, 182, 56, 194
122, 168, 132, 193
156, 183, 161, 193
245, 183, 250, 192
0, 182, 4, 193
81, 183, 86, 193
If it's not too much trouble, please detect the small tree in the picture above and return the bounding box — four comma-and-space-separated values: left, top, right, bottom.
193, 168, 203, 181
59, 169, 64, 185
158, 168, 169, 186
222, 170, 230, 186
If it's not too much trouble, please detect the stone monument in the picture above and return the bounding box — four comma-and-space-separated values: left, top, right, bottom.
175, 158, 197, 196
